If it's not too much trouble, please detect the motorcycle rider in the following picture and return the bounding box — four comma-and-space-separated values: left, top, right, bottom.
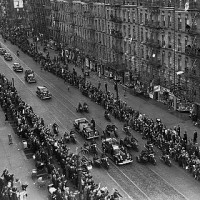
104, 110, 110, 120
83, 141, 90, 151
91, 118, 96, 130
17, 50, 20, 57
78, 102, 82, 111
83, 102, 88, 109
93, 154, 100, 165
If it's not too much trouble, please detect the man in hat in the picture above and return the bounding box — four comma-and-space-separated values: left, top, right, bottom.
193, 130, 198, 144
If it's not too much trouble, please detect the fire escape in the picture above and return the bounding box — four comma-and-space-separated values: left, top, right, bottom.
52, 1, 60, 43
84, 2, 95, 59
144, 0, 162, 85
184, 0, 200, 101
69, 0, 75, 48
110, 2, 123, 71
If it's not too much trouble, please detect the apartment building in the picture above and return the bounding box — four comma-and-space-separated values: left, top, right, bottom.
27, 0, 200, 111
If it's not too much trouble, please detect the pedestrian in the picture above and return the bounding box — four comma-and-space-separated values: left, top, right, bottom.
67, 85, 70, 91
5, 112, 8, 122
8, 134, 13, 145
183, 131, 187, 144
91, 118, 96, 131
105, 82, 108, 93
98, 81, 101, 90
177, 125, 181, 137
193, 131, 197, 144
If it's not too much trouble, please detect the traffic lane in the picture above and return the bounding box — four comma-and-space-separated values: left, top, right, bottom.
0, 56, 135, 199
1, 39, 198, 144
0, 40, 198, 198
67, 64, 198, 141
122, 164, 187, 200
149, 162, 200, 200
33, 76, 192, 200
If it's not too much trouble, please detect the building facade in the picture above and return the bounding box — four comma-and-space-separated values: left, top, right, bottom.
27, 0, 200, 109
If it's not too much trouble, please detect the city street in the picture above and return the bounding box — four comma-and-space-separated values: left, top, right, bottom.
1, 38, 200, 200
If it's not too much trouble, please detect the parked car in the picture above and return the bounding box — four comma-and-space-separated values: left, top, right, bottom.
0, 48, 6, 55
13, 63, 23, 72
24, 69, 36, 83
102, 137, 133, 165
4, 53, 13, 61
36, 86, 52, 100
73, 118, 100, 140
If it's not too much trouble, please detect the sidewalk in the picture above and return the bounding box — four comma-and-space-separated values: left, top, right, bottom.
0, 108, 48, 200
32, 38, 200, 144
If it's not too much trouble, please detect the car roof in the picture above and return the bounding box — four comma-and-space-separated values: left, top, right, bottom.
112, 145, 119, 150
75, 118, 88, 123
37, 86, 47, 89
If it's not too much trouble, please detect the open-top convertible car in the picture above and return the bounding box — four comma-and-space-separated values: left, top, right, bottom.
73, 118, 100, 140
13, 63, 23, 72
36, 86, 52, 100
4, 52, 13, 61
24, 69, 36, 83
102, 137, 133, 165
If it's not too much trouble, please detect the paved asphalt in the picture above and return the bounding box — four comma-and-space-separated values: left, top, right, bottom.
0, 37, 200, 200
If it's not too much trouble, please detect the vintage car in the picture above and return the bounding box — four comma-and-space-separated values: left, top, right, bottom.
102, 137, 133, 165
4, 53, 13, 61
73, 118, 100, 140
36, 86, 52, 100
24, 69, 36, 83
0, 48, 6, 55
13, 63, 23, 72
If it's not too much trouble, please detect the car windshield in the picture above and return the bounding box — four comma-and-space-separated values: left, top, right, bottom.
14, 63, 20, 67
113, 148, 120, 155
41, 88, 48, 93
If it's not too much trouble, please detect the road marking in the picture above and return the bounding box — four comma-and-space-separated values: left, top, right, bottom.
106, 172, 133, 200
150, 168, 189, 200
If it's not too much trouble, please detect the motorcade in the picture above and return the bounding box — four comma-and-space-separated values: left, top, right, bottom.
73, 118, 100, 140
102, 137, 133, 165
24, 69, 36, 83
36, 86, 52, 100
4, 52, 13, 61
0, 48, 6, 55
13, 62, 23, 72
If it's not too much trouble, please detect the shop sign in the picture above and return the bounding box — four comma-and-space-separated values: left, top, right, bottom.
160, 86, 170, 94
85, 58, 89, 67
154, 85, 160, 92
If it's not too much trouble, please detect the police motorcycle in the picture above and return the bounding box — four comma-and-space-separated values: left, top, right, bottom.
83, 102, 89, 112
104, 110, 111, 121
92, 154, 101, 168
101, 153, 110, 169
122, 124, 131, 136
76, 102, 83, 113
69, 130, 77, 144
160, 153, 172, 167
17, 50, 20, 57
52, 122, 59, 136
103, 124, 118, 138
123, 136, 139, 152
136, 150, 156, 165
63, 131, 70, 143
83, 140, 98, 155
144, 141, 155, 154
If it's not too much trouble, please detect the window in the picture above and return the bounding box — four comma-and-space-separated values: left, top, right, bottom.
141, 28, 144, 42
168, 32, 172, 48
161, 11, 165, 27
162, 51, 165, 64
168, 12, 172, 27
177, 55, 182, 71
178, 14, 182, 30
